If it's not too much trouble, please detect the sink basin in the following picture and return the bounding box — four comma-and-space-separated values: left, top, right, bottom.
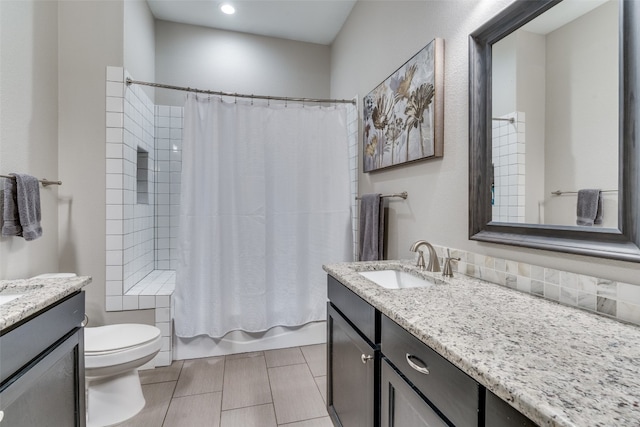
0, 294, 24, 305
358, 270, 433, 289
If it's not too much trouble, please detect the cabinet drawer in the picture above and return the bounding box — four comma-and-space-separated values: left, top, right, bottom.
381, 315, 479, 427
328, 275, 377, 344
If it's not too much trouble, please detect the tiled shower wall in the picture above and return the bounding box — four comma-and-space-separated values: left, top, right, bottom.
105, 66, 156, 308
154, 106, 183, 270
492, 112, 525, 223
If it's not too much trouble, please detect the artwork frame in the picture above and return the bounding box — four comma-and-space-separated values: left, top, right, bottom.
363, 38, 444, 172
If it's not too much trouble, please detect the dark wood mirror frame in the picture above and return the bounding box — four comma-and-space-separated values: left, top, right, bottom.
469, 0, 640, 262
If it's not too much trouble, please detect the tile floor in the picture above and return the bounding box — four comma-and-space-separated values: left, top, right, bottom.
115, 344, 332, 427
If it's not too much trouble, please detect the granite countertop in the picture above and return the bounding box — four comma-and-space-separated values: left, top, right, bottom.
323, 260, 640, 427
0, 276, 92, 331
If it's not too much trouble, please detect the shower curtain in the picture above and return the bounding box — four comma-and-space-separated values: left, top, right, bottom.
174, 94, 354, 338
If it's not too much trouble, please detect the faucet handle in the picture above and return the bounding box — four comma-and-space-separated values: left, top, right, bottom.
416, 250, 426, 270
442, 254, 461, 277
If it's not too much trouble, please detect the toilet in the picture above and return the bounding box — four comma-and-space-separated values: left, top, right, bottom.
85, 323, 162, 426
31, 273, 163, 427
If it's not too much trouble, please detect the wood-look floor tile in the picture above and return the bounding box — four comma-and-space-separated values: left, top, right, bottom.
140, 360, 184, 385
279, 417, 334, 427
226, 351, 264, 360
163, 392, 222, 427
314, 376, 327, 404
113, 381, 175, 427
268, 364, 328, 424
221, 355, 272, 410
300, 344, 326, 377
265, 346, 306, 368
174, 356, 225, 397
220, 403, 277, 427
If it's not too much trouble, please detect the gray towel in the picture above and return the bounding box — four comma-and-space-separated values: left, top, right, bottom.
576, 189, 602, 226
14, 174, 42, 240
359, 194, 384, 261
2, 175, 22, 237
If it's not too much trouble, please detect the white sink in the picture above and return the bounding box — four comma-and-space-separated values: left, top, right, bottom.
358, 270, 433, 289
0, 294, 23, 305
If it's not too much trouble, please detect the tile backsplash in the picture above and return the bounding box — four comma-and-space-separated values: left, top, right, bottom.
433, 245, 640, 326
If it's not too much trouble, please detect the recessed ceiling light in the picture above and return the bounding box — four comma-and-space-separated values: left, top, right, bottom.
220, 3, 235, 15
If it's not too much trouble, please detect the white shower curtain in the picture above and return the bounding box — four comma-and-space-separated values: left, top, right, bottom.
174, 94, 353, 338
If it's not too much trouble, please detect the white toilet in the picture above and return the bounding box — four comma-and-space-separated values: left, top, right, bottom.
85, 323, 162, 427
31, 273, 163, 427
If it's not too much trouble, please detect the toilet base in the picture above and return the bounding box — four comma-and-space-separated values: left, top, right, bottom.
86, 369, 146, 427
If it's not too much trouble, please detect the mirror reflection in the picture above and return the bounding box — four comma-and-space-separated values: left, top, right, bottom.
490, 0, 618, 228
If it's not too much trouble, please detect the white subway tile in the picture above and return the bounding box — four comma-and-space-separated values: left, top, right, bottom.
123, 295, 139, 310
106, 96, 124, 113
106, 66, 124, 82
106, 265, 123, 281
155, 307, 171, 322
107, 112, 124, 128
106, 81, 124, 97
139, 295, 156, 309
106, 127, 123, 143
105, 296, 123, 311
106, 250, 123, 266
155, 351, 172, 367
106, 280, 123, 296
156, 295, 171, 307
156, 321, 170, 336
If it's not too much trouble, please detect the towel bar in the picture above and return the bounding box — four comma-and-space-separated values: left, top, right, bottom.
1, 174, 62, 187
356, 191, 408, 200
551, 189, 617, 196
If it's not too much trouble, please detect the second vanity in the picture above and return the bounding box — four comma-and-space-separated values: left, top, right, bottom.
324, 261, 640, 427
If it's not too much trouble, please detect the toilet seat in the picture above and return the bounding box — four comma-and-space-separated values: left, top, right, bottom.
85, 324, 162, 372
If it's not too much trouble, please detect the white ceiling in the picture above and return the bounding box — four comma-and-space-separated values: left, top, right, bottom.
521, 0, 610, 35
146, 0, 358, 45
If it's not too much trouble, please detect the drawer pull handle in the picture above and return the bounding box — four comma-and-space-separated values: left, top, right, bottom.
406, 353, 430, 375
361, 354, 374, 364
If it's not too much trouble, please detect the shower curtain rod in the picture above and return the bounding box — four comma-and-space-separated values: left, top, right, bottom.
126, 78, 357, 105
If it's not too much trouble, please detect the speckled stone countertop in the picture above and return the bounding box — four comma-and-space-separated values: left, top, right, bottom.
0, 276, 91, 331
323, 260, 640, 427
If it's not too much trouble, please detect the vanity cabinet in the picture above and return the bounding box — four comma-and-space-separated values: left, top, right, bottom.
381, 315, 480, 427
327, 275, 379, 427
327, 275, 537, 427
0, 292, 85, 426
381, 358, 449, 427
486, 391, 537, 427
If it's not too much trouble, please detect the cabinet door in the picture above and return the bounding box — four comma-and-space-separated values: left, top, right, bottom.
327, 303, 376, 427
381, 359, 450, 427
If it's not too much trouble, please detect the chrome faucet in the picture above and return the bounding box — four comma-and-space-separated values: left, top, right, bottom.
409, 240, 441, 272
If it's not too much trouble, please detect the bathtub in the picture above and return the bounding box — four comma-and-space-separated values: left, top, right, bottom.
173, 321, 326, 359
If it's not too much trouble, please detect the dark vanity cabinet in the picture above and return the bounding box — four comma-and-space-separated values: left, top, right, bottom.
0, 292, 86, 426
327, 275, 379, 427
381, 315, 480, 427
328, 275, 538, 427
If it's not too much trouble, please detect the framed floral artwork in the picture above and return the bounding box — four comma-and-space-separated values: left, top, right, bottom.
363, 38, 444, 172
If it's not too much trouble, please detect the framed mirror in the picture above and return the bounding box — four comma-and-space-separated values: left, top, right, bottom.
469, 0, 640, 262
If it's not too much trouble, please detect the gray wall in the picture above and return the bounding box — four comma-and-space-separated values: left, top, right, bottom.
154, 20, 331, 106
57, 0, 152, 326
330, 0, 640, 285
0, 0, 59, 278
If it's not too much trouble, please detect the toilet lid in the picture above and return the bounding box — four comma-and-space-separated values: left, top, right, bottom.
85, 324, 161, 353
